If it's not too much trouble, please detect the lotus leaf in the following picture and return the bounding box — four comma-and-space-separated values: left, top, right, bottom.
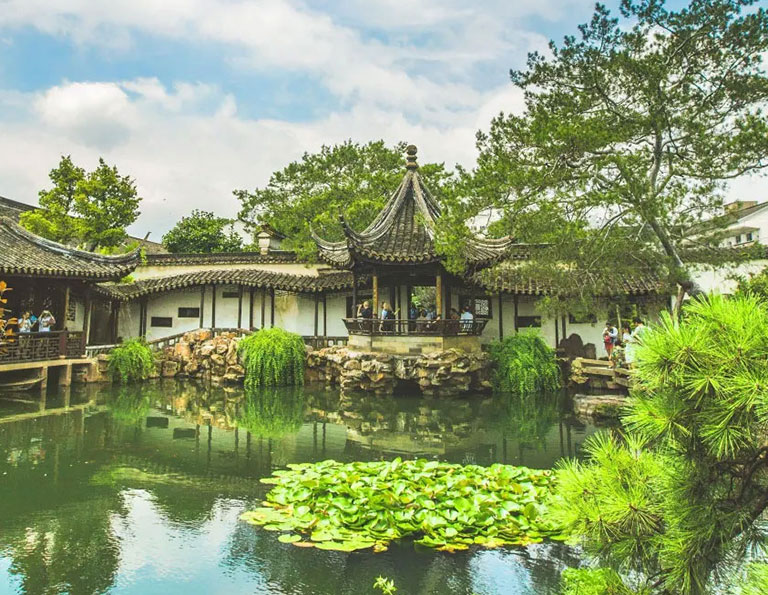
241, 458, 563, 552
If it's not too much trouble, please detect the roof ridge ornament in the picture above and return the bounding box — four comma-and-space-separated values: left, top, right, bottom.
405, 144, 418, 170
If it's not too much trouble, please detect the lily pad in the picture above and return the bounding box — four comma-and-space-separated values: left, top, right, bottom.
240, 458, 560, 553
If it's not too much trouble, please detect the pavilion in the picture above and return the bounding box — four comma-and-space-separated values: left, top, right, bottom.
311, 145, 515, 354
0, 216, 140, 376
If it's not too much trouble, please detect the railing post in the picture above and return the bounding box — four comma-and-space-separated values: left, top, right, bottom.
59, 331, 68, 358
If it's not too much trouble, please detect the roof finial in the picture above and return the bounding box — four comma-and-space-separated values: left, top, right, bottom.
405, 144, 418, 169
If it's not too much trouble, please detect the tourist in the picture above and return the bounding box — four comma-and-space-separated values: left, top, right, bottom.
425, 305, 437, 321
460, 305, 474, 332
603, 321, 618, 358
408, 302, 419, 331
18, 311, 34, 333
449, 308, 460, 320
624, 317, 647, 367
356, 300, 372, 319
621, 324, 632, 346
37, 310, 56, 333
380, 302, 392, 332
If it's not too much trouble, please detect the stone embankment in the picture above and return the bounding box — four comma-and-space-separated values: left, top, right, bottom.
153, 330, 245, 384
153, 331, 493, 395
306, 345, 492, 396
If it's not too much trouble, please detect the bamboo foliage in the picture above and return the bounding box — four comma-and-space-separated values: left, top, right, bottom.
237, 328, 306, 389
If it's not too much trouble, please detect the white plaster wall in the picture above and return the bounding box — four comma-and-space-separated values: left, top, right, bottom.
211, 285, 241, 329
691, 260, 768, 295
133, 262, 325, 280
274, 292, 318, 335
117, 301, 140, 341
325, 293, 350, 336
144, 287, 206, 341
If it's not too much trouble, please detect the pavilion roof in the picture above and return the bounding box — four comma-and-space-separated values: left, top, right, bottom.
144, 251, 297, 266
311, 145, 514, 270
0, 217, 141, 281
97, 268, 360, 301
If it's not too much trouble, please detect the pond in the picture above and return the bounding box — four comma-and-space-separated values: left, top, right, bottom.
0, 381, 601, 595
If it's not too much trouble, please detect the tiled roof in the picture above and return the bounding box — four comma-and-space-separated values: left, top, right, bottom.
312, 145, 514, 269
97, 268, 359, 301
0, 196, 36, 221
145, 251, 297, 266
0, 217, 141, 280
472, 263, 666, 296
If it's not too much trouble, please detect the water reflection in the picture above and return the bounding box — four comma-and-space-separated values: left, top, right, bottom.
0, 382, 599, 595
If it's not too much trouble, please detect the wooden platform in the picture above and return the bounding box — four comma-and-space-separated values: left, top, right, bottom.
571, 357, 634, 392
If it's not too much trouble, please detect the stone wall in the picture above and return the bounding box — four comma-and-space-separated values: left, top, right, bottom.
153, 329, 245, 384
306, 345, 492, 396
153, 330, 494, 395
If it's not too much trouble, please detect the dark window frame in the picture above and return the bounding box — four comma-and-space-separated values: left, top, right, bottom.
458, 295, 493, 319
516, 315, 542, 328
150, 316, 173, 328
222, 290, 240, 299
178, 307, 200, 318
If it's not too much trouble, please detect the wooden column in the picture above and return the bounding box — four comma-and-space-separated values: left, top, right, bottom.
352, 271, 358, 314
313, 293, 319, 337
561, 314, 567, 341
261, 288, 266, 328
249, 288, 255, 329
498, 294, 504, 339
139, 297, 148, 339
513, 294, 519, 333
237, 285, 243, 329
270, 288, 275, 327
61, 285, 71, 331
445, 279, 451, 315
82, 292, 92, 350
322, 294, 327, 337
211, 286, 217, 328
111, 301, 120, 343
435, 273, 443, 318
372, 273, 379, 318
554, 317, 559, 347
199, 286, 206, 328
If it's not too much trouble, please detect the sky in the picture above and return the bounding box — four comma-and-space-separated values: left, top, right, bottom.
0, 0, 763, 241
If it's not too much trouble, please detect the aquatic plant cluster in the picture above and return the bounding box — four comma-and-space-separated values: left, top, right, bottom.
490, 332, 561, 395
241, 458, 560, 552
107, 338, 155, 383
237, 328, 305, 389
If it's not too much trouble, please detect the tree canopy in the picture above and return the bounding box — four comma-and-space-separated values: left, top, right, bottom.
555, 294, 768, 594
20, 155, 142, 250
235, 140, 453, 260
437, 0, 768, 305
162, 209, 243, 253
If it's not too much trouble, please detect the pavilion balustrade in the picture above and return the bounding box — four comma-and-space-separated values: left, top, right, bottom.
0, 331, 85, 364
343, 318, 487, 337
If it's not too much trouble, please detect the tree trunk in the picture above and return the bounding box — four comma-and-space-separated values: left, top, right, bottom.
646, 217, 705, 299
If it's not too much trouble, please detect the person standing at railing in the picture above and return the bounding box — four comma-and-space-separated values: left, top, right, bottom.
18, 312, 34, 333
460, 305, 474, 332
37, 310, 56, 333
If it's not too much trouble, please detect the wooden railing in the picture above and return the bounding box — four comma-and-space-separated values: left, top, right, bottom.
0, 331, 85, 364
343, 318, 488, 337
302, 336, 349, 349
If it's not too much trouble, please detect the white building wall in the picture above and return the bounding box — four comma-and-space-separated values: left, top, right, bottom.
117, 301, 140, 341
144, 287, 205, 341
326, 293, 350, 336
691, 260, 768, 295
133, 262, 325, 280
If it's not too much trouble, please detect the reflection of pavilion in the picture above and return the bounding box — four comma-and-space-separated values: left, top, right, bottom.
312, 146, 512, 355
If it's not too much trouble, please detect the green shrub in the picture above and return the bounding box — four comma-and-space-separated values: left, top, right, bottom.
107, 338, 155, 383
238, 327, 305, 389
490, 331, 561, 395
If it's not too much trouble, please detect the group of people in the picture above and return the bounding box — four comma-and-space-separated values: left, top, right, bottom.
18, 310, 56, 333
354, 300, 475, 332
603, 317, 647, 366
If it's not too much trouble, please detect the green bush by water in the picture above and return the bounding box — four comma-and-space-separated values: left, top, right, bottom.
490, 332, 561, 395
107, 339, 155, 383
238, 328, 305, 389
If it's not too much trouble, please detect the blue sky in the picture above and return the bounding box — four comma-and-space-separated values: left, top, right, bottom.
0, 0, 759, 238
